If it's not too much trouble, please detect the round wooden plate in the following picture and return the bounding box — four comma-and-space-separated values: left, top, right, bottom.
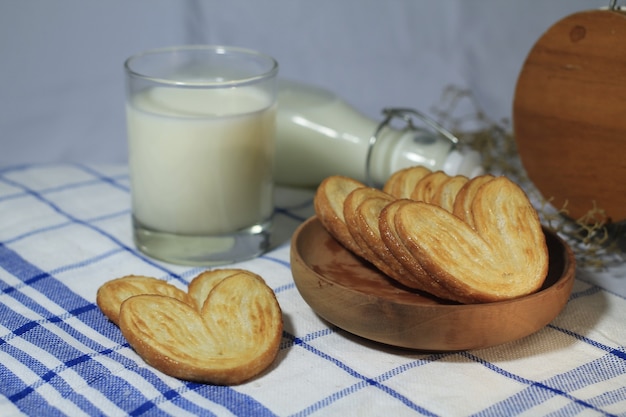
290, 216, 576, 351
513, 9, 626, 223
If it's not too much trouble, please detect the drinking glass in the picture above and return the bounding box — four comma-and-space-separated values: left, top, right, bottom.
124, 45, 278, 265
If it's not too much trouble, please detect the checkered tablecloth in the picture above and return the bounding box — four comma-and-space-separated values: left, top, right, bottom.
1, 163, 626, 417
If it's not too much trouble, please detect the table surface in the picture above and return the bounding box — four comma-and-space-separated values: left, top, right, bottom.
1, 163, 625, 417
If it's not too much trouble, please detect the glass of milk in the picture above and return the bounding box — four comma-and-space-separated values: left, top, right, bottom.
124, 46, 278, 266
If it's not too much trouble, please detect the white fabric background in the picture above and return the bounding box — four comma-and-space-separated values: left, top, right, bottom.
0, 0, 601, 165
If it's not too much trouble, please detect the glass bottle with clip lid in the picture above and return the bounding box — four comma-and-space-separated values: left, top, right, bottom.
274, 79, 484, 188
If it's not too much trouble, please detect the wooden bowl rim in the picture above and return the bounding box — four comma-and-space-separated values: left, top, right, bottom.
290, 216, 577, 350
292, 216, 575, 309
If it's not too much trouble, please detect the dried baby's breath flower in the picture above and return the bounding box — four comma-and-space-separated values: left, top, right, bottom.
431, 86, 624, 267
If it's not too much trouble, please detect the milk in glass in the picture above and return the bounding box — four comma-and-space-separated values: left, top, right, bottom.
127, 86, 275, 236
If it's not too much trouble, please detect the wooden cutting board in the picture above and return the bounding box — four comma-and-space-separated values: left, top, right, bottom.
513, 8, 626, 223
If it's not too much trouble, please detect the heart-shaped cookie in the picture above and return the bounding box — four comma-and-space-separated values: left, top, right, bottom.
97, 270, 282, 385
352, 193, 409, 284
433, 175, 469, 212
343, 187, 398, 276
382, 166, 431, 199
187, 268, 248, 311
96, 275, 192, 325
394, 176, 548, 303
452, 174, 495, 228
379, 199, 457, 300
313, 175, 367, 258
314, 170, 549, 304
409, 170, 451, 203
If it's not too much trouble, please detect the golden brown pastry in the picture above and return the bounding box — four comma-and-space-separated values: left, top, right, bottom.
187, 268, 247, 311
313, 170, 548, 304
97, 270, 283, 385
343, 188, 393, 259
382, 166, 431, 199
394, 176, 548, 303
343, 187, 402, 280
96, 275, 192, 325
409, 170, 450, 203
313, 175, 367, 258
470, 176, 548, 284
353, 195, 410, 283
452, 174, 495, 228
432, 175, 469, 212
379, 199, 457, 299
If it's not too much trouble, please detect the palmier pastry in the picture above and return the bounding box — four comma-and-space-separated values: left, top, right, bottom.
97, 270, 283, 385
432, 175, 469, 212
409, 170, 451, 203
452, 174, 495, 228
313, 175, 367, 258
379, 199, 457, 300
383, 166, 431, 199
313, 169, 548, 304
393, 177, 548, 303
342, 187, 403, 280
96, 275, 192, 325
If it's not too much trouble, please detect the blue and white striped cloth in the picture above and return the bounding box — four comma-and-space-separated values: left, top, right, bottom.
1, 164, 625, 417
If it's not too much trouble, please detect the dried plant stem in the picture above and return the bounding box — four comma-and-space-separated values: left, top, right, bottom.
431, 86, 624, 268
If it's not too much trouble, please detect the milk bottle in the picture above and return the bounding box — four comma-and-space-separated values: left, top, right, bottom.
274, 80, 483, 187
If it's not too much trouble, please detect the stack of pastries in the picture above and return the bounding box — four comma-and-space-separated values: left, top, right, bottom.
313, 167, 549, 304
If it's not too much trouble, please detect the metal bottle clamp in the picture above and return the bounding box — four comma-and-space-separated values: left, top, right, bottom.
365, 107, 460, 187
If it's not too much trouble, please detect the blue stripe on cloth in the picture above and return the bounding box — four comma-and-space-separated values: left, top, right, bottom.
262, 254, 292, 270
588, 385, 626, 411
0, 163, 32, 175
128, 382, 280, 417
1, 219, 74, 246
283, 331, 442, 416
463, 350, 622, 417
45, 248, 126, 277
569, 284, 604, 301
549, 324, 626, 361
0, 303, 134, 410
120, 374, 281, 417
0, 164, 126, 199
273, 282, 296, 295
0, 236, 278, 416
72, 163, 130, 193
274, 205, 312, 223
2, 333, 116, 415
462, 283, 626, 416
0, 171, 186, 286
3, 164, 624, 416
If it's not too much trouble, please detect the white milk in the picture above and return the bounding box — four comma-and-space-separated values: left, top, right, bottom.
275, 83, 377, 186
275, 80, 483, 187
127, 86, 275, 235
